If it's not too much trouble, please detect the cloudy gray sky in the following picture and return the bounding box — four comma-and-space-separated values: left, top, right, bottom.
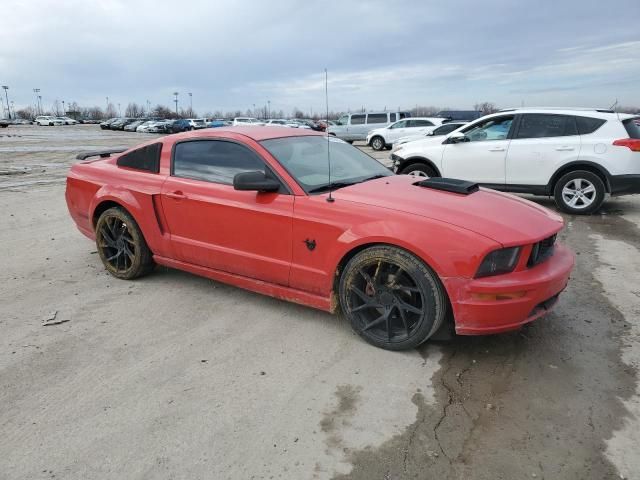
2, 0, 639, 115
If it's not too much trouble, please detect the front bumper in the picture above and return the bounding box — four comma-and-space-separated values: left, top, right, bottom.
443, 244, 574, 335
610, 174, 640, 196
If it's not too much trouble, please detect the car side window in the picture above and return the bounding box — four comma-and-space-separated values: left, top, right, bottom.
516, 114, 577, 139
117, 143, 162, 173
173, 140, 266, 185
389, 113, 397, 122
390, 120, 408, 129
411, 120, 435, 127
351, 114, 366, 125
434, 124, 458, 135
575, 116, 606, 135
462, 116, 514, 142
367, 113, 388, 124
337, 115, 349, 126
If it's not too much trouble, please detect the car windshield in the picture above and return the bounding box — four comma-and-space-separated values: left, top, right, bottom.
260, 135, 392, 194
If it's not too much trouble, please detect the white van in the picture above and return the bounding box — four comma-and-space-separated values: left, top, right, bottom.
327, 111, 411, 142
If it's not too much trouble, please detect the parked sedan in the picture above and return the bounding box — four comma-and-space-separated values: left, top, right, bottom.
124, 119, 148, 132
110, 118, 138, 131
100, 118, 120, 130
66, 127, 574, 351
35, 115, 64, 126
366, 118, 445, 151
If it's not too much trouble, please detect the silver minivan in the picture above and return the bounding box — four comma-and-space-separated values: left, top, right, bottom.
328, 111, 411, 142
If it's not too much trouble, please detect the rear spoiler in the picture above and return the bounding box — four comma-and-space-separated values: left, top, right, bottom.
76, 148, 128, 160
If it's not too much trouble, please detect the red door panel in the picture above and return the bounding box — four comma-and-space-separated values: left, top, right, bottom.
160, 176, 293, 286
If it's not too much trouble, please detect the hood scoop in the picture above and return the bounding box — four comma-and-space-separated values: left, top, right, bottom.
414, 177, 479, 195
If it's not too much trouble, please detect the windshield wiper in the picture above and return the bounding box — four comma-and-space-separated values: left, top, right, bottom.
359, 174, 389, 183
308, 181, 359, 194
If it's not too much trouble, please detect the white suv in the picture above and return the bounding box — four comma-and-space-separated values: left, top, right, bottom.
366, 117, 445, 151
391, 108, 640, 214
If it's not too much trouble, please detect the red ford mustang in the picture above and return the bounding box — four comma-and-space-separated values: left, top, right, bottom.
66, 127, 574, 350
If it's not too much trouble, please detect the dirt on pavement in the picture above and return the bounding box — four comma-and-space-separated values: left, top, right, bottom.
1, 125, 638, 479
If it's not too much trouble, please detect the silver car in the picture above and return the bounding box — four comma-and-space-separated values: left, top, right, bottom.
327, 111, 411, 142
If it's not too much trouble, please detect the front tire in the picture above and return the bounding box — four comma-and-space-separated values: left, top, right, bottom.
399, 162, 439, 178
370, 136, 385, 151
95, 207, 154, 280
553, 170, 605, 214
339, 246, 446, 351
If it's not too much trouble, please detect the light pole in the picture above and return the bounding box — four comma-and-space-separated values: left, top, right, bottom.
2, 86, 11, 120
267, 100, 271, 119
173, 92, 179, 116
62, 100, 66, 115
33, 88, 40, 115
117, 103, 121, 116
188, 92, 192, 115
11, 101, 15, 119
38, 96, 42, 115
146, 99, 151, 115
252, 104, 256, 117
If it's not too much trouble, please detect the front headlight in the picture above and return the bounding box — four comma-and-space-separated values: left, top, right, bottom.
475, 247, 521, 278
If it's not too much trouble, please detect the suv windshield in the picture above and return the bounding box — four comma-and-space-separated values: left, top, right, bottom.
261, 136, 392, 193
623, 118, 640, 139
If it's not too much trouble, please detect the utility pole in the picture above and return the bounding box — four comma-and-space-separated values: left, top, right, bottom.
33, 88, 40, 115
173, 92, 179, 116
2, 86, 11, 120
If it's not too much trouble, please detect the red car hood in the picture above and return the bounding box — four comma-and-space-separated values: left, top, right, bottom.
333, 175, 564, 246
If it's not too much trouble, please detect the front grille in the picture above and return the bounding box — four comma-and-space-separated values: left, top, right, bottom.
528, 234, 556, 268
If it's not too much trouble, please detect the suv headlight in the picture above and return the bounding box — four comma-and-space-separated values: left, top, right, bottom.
475, 247, 521, 278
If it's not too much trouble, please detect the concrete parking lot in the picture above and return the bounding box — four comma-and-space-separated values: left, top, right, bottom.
1, 125, 639, 479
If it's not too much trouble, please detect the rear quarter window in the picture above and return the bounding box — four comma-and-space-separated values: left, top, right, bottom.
575, 116, 606, 135
351, 114, 366, 125
367, 113, 388, 124
117, 143, 162, 173
623, 118, 640, 139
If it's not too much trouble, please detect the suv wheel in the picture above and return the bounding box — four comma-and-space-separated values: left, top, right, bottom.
553, 170, 605, 215
370, 136, 385, 151
399, 162, 439, 178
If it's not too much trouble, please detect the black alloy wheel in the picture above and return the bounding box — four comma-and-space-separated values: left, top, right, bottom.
95, 207, 154, 280
339, 246, 446, 350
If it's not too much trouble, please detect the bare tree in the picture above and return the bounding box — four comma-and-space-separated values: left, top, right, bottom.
105, 102, 117, 118
474, 102, 499, 115
125, 102, 144, 117
51, 100, 62, 116
16, 106, 36, 120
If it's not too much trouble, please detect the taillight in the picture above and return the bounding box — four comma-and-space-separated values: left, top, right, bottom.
613, 138, 640, 152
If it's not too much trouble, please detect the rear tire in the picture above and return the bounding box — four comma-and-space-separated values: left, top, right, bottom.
370, 136, 385, 151
399, 162, 439, 178
553, 170, 605, 215
95, 207, 154, 280
339, 246, 446, 351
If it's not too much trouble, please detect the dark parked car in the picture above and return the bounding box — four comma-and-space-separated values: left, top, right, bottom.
100, 118, 120, 130
0, 119, 9, 128
110, 118, 138, 131
169, 119, 192, 133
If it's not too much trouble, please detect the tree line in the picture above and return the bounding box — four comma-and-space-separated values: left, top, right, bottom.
11, 100, 640, 121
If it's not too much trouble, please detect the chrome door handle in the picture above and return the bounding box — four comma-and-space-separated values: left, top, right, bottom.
555, 146, 575, 151
488, 147, 505, 152
165, 190, 186, 200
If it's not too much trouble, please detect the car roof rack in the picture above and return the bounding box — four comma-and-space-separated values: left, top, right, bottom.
499, 107, 616, 113
76, 148, 128, 160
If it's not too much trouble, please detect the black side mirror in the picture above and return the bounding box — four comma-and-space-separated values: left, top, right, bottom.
233, 171, 280, 193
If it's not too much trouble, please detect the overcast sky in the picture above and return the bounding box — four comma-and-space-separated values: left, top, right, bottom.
2, 0, 639, 115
